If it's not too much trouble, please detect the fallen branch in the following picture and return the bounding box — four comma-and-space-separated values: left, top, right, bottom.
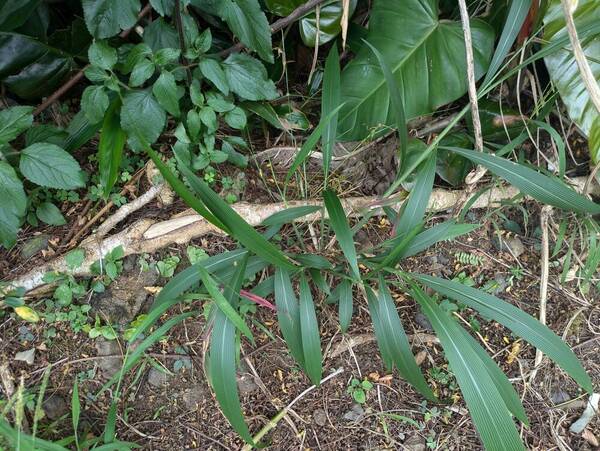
6, 177, 595, 294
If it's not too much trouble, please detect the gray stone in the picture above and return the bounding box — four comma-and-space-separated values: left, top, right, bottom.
91, 270, 158, 324
237, 373, 259, 395
342, 404, 364, 422
313, 408, 327, 427
550, 389, 571, 405
43, 395, 68, 420
181, 386, 207, 409
492, 235, 525, 258
415, 312, 433, 332
21, 234, 49, 259
95, 339, 122, 379
147, 367, 171, 387
404, 434, 426, 451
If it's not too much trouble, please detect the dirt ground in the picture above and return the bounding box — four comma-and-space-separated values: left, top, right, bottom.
1, 189, 599, 450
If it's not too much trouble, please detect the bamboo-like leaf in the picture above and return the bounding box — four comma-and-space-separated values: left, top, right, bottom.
411, 286, 524, 450
261, 205, 322, 226
178, 161, 297, 270
274, 267, 304, 367
145, 142, 225, 229
299, 274, 322, 385
98, 99, 126, 198
209, 255, 254, 445
373, 223, 422, 271
293, 254, 333, 270
374, 276, 435, 400
413, 274, 593, 392
322, 45, 341, 182
400, 221, 479, 259
323, 189, 360, 280
482, 0, 532, 88
338, 279, 353, 333
454, 323, 529, 425
72, 379, 80, 450
363, 40, 408, 169
0, 419, 69, 451
198, 266, 254, 342
445, 147, 600, 214
209, 254, 255, 444
285, 103, 346, 185
394, 150, 436, 237
365, 285, 394, 369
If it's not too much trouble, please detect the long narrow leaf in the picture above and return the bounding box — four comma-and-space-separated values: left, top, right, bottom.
412, 286, 524, 450
400, 221, 479, 259
454, 324, 529, 425
323, 189, 360, 280
413, 274, 593, 392
321, 45, 341, 182
482, 0, 532, 88
364, 40, 408, 169
274, 267, 304, 367
209, 254, 254, 445
445, 147, 600, 214
0, 419, 68, 451
285, 103, 346, 185
365, 285, 394, 369
72, 380, 80, 451
338, 279, 353, 333
375, 276, 435, 400
261, 205, 322, 227
299, 274, 322, 385
178, 161, 297, 269
99, 99, 126, 198
198, 266, 254, 342
394, 151, 436, 237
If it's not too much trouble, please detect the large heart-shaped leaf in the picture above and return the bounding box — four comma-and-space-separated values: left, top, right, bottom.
337, 0, 494, 141
543, 0, 600, 161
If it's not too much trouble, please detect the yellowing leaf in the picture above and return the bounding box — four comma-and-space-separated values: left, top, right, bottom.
15, 306, 40, 322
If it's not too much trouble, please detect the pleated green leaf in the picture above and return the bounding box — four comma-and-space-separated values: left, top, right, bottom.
394, 150, 436, 237
323, 189, 360, 281
365, 285, 394, 369
454, 323, 529, 425
209, 255, 255, 445
321, 44, 341, 182
412, 286, 524, 450
299, 273, 322, 385
445, 147, 600, 214
274, 267, 304, 367
198, 266, 254, 343
373, 276, 435, 400
413, 274, 593, 392
338, 279, 353, 333
98, 99, 126, 198
178, 162, 296, 270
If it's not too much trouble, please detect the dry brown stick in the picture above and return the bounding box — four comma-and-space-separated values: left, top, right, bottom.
217, 0, 327, 58
33, 4, 153, 116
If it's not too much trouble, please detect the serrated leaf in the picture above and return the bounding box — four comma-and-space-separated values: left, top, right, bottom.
99, 99, 126, 198
0, 161, 26, 248
412, 286, 524, 450
299, 273, 322, 385
413, 274, 593, 392
275, 267, 304, 366
81, 85, 109, 124
121, 89, 166, 150
445, 147, 600, 214
199, 58, 229, 95
129, 58, 155, 87
223, 53, 278, 101
0, 106, 33, 144
88, 40, 117, 70
224, 107, 247, 129
153, 71, 180, 116
82, 0, 140, 39
323, 189, 360, 281
20, 143, 85, 189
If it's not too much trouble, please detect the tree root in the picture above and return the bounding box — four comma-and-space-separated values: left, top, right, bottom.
6, 177, 594, 294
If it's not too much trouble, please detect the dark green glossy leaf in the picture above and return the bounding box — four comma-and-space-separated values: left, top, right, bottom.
0, 0, 41, 31
413, 274, 593, 392
337, 0, 494, 140
299, 0, 357, 47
